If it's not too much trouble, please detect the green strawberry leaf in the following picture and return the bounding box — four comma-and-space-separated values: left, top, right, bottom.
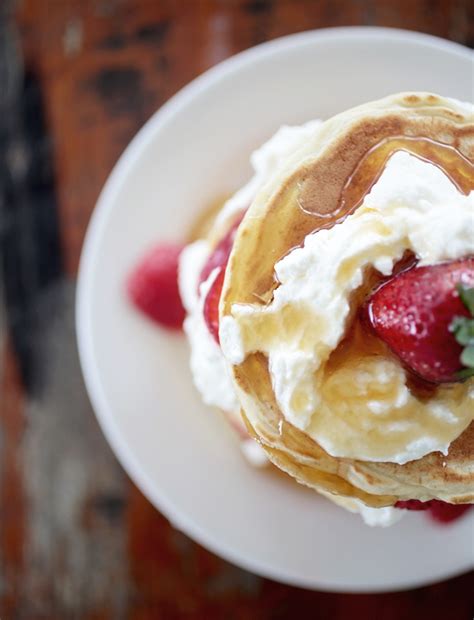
450, 316, 474, 346
457, 366, 474, 379
460, 345, 474, 368
452, 285, 474, 379
457, 285, 474, 316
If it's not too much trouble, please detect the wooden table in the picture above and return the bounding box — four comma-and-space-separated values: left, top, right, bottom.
1, 1, 473, 617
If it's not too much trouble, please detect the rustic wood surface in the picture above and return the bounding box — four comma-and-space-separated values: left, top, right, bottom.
0, 0, 473, 618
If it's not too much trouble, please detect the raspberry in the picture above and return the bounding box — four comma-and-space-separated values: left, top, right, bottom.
127, 242, 186, 329
428, 501, 472, 524
395, 499, 430, 511
395, 499, 472, 524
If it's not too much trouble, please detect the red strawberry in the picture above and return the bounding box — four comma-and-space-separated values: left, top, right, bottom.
203, 268, 225, 343
199, 211, 246, 286
395, 499, 430, 511
200, 211, 246, 341
395, 499, 472, 524
127, 242, 186, 329
366, 257, 474, 383
427, 501, 471, 524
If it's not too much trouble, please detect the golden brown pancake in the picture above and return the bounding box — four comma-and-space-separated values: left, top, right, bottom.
221, 92, 474, 506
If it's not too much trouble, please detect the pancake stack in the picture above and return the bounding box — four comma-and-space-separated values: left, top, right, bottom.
219, 93, 474, 508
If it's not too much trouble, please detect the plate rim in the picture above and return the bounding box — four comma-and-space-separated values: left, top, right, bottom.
76, 26, 474, 592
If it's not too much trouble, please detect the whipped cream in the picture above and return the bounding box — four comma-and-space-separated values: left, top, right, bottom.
179, 241, 241, 420
318, 490, 404, 526
340, 498, 404, 527
221, 151, 474, 465
357, 504, 404, 528
179, 120, 322, 421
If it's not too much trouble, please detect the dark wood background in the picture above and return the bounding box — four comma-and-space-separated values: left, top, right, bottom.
0, 0, 473, 618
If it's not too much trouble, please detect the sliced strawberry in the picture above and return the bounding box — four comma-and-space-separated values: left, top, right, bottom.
200, 211, 246, 341
366, 257, 474, 383
427, 501, 471, 524
203, 268, 225, 343
199, 211, 246, 286
395, 499, 430, 511
127, 242, 186, 329
395, 499, 472, 524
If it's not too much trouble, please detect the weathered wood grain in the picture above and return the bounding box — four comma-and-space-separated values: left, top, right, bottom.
14, 0, 473, 277
0, 0, 472, 618
18, 282, 129, 618
0, 347, 26, 618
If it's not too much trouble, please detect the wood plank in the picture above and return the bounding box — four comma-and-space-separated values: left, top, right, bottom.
15, 0, 473, 275
0, 345, 26, 617
1, 0, 471, 617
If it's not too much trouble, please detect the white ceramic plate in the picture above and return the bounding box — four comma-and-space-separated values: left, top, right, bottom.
77, 28, 474, 592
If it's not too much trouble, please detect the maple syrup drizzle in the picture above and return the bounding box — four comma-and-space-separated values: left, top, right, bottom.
337, 136, 472, 217
297, 136, 473, 219
230, 135, 473, 465
225, 132, 473, 309
279, 138, 472, 400
324, 253, 439, 400
273, 138, 472, 285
